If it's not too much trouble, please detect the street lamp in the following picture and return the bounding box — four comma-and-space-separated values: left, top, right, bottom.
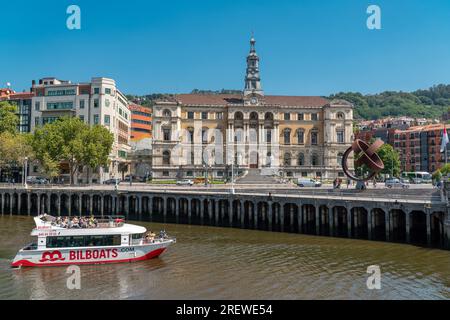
23, 157, 28, 189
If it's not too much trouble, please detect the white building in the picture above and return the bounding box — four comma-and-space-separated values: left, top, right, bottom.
30, 77, 131, 183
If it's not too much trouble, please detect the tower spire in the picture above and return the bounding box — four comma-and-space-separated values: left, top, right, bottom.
244, 35, 263, 98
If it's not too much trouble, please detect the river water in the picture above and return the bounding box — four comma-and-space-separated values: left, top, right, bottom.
0, 216, 448, 300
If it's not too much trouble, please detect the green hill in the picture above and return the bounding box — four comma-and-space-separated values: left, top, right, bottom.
329, 84, 450, 120
127, 84, 450, 120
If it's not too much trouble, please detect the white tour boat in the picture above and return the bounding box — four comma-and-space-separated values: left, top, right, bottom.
11, 214, 176, 268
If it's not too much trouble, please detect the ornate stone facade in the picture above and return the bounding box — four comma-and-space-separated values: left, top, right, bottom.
152, 38, 354, 180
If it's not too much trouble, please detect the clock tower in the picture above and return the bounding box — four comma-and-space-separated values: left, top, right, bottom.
244, 36, 264, 105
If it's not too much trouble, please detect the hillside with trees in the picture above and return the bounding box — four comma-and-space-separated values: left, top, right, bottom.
127, 84, 450, 121
330, 84, 450, 120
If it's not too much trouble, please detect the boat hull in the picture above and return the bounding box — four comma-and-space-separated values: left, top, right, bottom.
11, 240, 174, 268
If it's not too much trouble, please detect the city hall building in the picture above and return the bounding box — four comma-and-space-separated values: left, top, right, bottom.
152, 38, 354, 180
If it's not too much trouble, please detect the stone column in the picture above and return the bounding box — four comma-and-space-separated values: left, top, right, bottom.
290, 205, 294, 232
37, 194, 41, 216
274, 204, 279, 230
125, 196, 129, 218
208, 199, 213, 222
17, 193, 21, 215
188, 198, 192, 223
315, 205, 320, 235
334, 207, 339, 236
175, 198, 180, 223
385, 210, 390, 241
200, 199, 205, 224
214, 200, 219, 226
405, 211, 411, 243
10, 193, 14, 215
368, 208, 373, 240
347, 206, 352, 238
328, 207, 334, 236
253, 202, 258, 229
268, 202, 273, 231
240, 201, 245, 228
0, 193, 4, 215
57, 194, 62, 217
27, 193, 31, 216
163, 197, 169, 223
426, 211, 431, 246
68, 195, 72, 217
101, 195, 105, 217
149, 197, 153, 221
228, 200, 233, 226
298, 204, 303, 233
89, 195, 94, 216
45, 195, 49, 215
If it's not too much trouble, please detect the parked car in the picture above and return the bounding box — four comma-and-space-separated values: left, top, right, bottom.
297, 179, 321, 187
103, 178, 121, 185
26, 176, 49, 185
122, 175, 145, 183
385, 178, 410, 189
176, 179, 194, 186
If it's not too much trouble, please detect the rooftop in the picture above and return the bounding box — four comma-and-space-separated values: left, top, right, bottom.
159, 93, 332, 107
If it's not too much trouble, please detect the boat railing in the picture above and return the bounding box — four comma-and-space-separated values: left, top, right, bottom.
43, 215, 127, 229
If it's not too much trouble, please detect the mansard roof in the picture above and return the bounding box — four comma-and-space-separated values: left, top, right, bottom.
172, 94, 331, 107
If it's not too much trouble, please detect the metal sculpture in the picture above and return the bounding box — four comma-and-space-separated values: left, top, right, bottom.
342, 139, 385, 182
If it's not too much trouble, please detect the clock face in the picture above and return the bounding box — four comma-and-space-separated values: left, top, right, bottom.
251, 97, 258, 104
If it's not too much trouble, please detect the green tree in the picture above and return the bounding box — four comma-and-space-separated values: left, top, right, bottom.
31, 117, 86, 184
30, 117, 114, 184
0, 132, 34, 181
80, 125, 114, 182
377, 143, 401, 177
0, 101, 19, 134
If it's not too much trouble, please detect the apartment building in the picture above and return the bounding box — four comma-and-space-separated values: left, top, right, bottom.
30, 77, 131, 183
129, 103, 152, 141
393, 124, 450, 173
0, 89, 34, 133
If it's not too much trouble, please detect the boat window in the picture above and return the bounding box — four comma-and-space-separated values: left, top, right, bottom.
46, 235, 122, 248
131, 233, 145, 240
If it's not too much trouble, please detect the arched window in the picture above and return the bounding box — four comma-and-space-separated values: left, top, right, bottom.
163, 109, 171, 117
298, 153, 305, 166
311, 154, 319, 166
337, 152, 343, 165
297, 129, 305, 144
336, 129, 345, 144
202, 127, 209, 144
162, 150, 171, 165
234, 112, 243, 120
187, 127, 194, 144
283, 128, 291, 144
336, 112, 345, 120
250, 112, 258, 121
284, 152, 291, 166
311, 130, 318, 145
264, 112, 274, 121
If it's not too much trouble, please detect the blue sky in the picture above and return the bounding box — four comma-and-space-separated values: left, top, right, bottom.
1, 0, 450, 96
